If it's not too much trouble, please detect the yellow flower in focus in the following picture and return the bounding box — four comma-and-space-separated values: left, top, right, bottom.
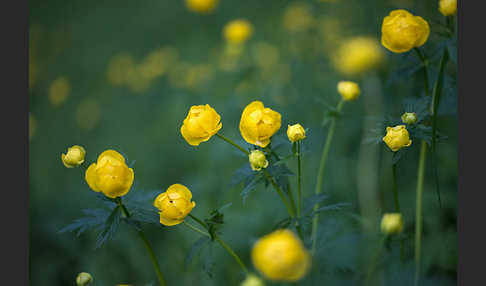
337, 81, 360, 101
85, 150, 135, 198
381, 213, 404, 235
381, 9, 430, 53
439, 0, 457, 16
287, 124, 306, 143
223, 19, 254, 45
283, 2, 314, 33
61, 145, 86, 168
48, 77, 70, 106
180, 104, 222, 146
76, 272, 93, 286
241, 274, 265, 286
382, 125, 412, 152
153, 184, 196, 226
239, 101, 281, 148
332, 37, 384, 76
252, 229, 311, 282
185, 0, 219, 14
401, 112, 418, 125
249, 150, 269, 171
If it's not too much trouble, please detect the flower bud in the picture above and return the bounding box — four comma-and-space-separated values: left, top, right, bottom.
381, 213, 404, 235
153, 184, 196, 226
249, 150, 269, 171
381, 9, 430, 53
287, 124, 306, 143
76, 272, 93, 286
185, 0, 219, 14
180, 104, 222, 146
337, 81, 360, 101
61, 145, 86, 168
239, 101, 281, 148
439, 0, 456, 16
241, 273, 266, 286
382, 125, 412, 152
223, 19, 254, 45
252, 229, 311, 282
401, 112, 418, 125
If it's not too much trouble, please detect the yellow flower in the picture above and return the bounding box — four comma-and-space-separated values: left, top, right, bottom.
381, 213, 404, 235
241, 274, 265, 286
223, 19, 254, 45
337, 81, 360, 101
287, 124, 306, 143
401, 112, 418, 125
382, 125, 412, 152
283, 2, 314, 33
153, 184, 196, 226
61, 145, 86, 168
185, 0, 219, 14
249, 150, 269, 171
48, 77, 71, 106
381, 9, 430, 53
439, 0, 456, 16
332, 36, 384, 76
85, 150, 134, 198
180, 104, 222, 146
252, 229, 311, 282
76, 272, 93, 286
239, 101, 281, 148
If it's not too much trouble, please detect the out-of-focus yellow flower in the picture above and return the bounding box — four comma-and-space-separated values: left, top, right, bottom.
381, 9, 430, 53
439, 0, 457, 16
48, 77, 70, 106
381, 213, 404, 235
29, 113, 36, 140
75, 98, 101, 131
241, 273, 265, 286
401, 112, 418, 125
153, 184, 196, 226
287, 124, 306, 143
252, 229, 311, 282
61, 145, 86, 168
332, 37, 384, 76
184, 64, 214, 90
316, 17, 343, 51
180, 104, 222, 146
382, 125, 412, 152
337, 81, 360, 101
249, 150, 269, 171
252, 42, 280, 71
223, 19, 254, 45
283, 2, 314, 33
85, 150, 134, 198
76, 272, 93, 286
239, 101, 281, 148
185, 0, 219, 14
106, 53, 136, 86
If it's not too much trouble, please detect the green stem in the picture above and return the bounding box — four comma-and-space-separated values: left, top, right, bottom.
365, 236, 387, 286
414, 48, 430, 97
263, 169, 295, 218
188, 213, 208, 228
311, 99, 345, 255
216, 133, 249, 155
414, 140, 427, 286
287, 183, 304, 240
297, 141, 303, 218
183, 221, 210, 237
392, 164, 405, 261
116, 198, 167, 286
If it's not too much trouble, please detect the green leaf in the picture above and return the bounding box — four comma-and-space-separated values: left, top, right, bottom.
123, 189, 161, 226
241, 174, 265, 204
95, 205, 121, 249
386, 58, 423, 86
230, 165, 254, 187
312, 202, 352, 215
58, 208, 110, 236
272, 217, 292, 230
184, 236, 211, 269
303, 193, 329, 215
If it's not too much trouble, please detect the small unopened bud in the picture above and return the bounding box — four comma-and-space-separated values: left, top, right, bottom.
76, 272, 93, 286
337, 81, 360, 101
401, 112, 417, 125
62, 145, 86, 168
241, 273, 266, 286
380, 213, 404, 235
287, 123, 306, 143
249, 150, 269, 171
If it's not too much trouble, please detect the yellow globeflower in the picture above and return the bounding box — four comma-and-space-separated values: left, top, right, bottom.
239, 101, 281, 148
439, 0, 457, 16
337, 81, 360, 101
382, 125, 412, 152
332, 36, 384, 76
401, 112, 417, 125
76, 272, 93, 286
287, 124, 306, 143
185, 0, 219, 14
223, 19, 254, 45
85, 150, 134, 198
252, 229, 311, 282
381, 9, 430, 53
241, 273, 265, 286
180, 104, 222, 146
283, 2, 313, 33
61, 145, 86, 168
153, 184, 196, 226
381, 213, 404, 235
249, 150, 269, 171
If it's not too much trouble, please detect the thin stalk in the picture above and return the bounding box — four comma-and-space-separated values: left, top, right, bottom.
365, 236, 387, 286
311, 99, 345, 255
263, 169, 295, 218
216, 133, 249, 155
287, 183, 304, 240
392, 164, 405, 261
183, 221, 210, 237
414, 48, 430, 97
414, 140, 427, 286
116, 198, 167, 286
297, 141, 303, 217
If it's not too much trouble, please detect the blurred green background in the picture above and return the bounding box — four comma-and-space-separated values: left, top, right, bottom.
29, 0, 456, 285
